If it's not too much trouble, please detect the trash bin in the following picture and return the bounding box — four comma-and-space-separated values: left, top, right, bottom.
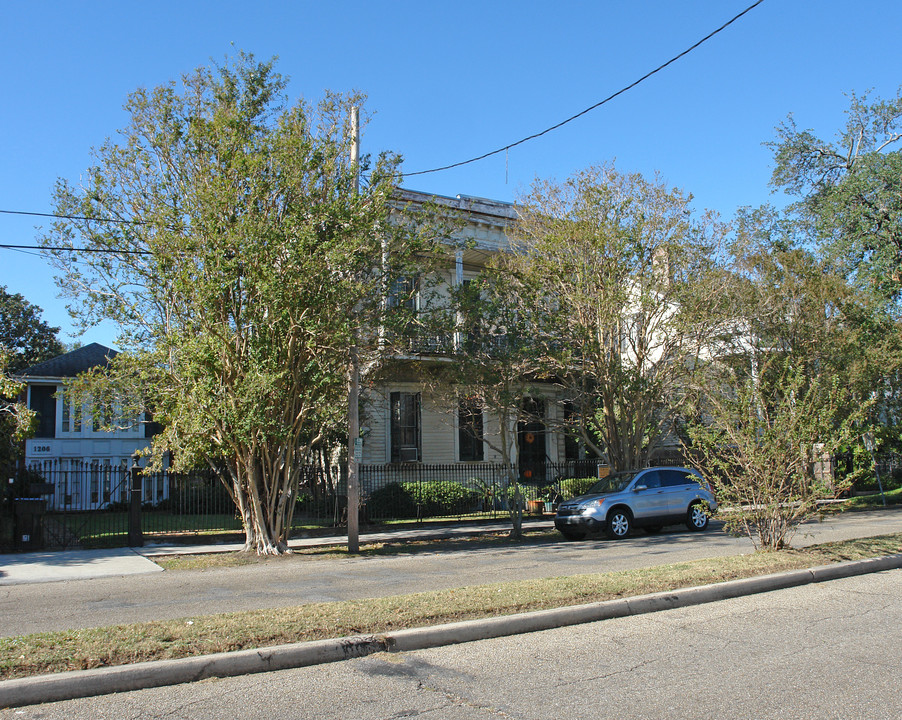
13, 498, 46, 551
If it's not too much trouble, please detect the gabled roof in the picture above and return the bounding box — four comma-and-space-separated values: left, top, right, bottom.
16, 342, 118, 379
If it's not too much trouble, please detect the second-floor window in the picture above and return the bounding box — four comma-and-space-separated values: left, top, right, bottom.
60, 388, 82, 433
93, 400, 114, 432
29, 385, 57, 439
387, 275, 419, 311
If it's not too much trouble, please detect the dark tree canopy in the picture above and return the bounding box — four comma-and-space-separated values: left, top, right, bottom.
769, 89, 902, 303
0, 286, 65, 374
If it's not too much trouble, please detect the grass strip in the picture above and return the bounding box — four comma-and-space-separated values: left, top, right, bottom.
151, 527, 563, 569
2, 532, 901, 681
842, 486, 902, 509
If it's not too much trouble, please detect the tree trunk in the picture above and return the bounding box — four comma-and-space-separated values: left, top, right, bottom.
221, 455, 294, 555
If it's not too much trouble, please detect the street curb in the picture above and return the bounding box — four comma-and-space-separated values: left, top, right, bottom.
2, 553, 901, 708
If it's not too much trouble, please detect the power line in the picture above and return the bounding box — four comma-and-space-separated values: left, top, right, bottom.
2, 245, 45, 259
0, 1, 765, 253
0, 208, 152, 226
0, 243, 151, 255
399, 0, 766, 178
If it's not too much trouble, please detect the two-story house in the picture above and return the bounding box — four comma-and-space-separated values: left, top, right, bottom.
359, 190, 595, 488
17, 342, 162, 510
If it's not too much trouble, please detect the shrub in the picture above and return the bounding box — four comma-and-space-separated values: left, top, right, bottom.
406, 481, 479, 515
558, 477, 596, 499
365, 482, 418, 519
365, 480, 479, 519
295, 492, 342, 519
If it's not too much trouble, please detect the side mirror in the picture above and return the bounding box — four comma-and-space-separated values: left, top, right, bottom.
633, 484, 647, 492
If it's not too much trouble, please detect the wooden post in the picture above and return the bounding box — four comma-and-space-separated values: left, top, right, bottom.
347, 105, 361, 553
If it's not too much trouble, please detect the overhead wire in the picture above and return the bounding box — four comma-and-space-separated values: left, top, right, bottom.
0, 208, 154, 226
0, 0, 765, 255
398, 0, 766, 178
0, 243, 152, 255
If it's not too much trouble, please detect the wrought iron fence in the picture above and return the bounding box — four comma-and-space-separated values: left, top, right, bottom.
12, 461, 241, 550
351, 460, 607, 523
8, 459, 608, 551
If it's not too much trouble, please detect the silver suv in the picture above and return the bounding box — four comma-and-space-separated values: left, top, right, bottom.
554, 466, 717, 541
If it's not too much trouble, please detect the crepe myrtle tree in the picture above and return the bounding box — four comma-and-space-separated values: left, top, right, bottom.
42, 53, 442, 554
425, 264, 551, 540
507, 165, 728, 471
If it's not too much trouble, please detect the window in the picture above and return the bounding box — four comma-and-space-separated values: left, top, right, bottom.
459, 278, 482, 348
92, 399, 114, 433
639, 470, 661, 489
387, 275, 419, 311
90, 462, 100, 504
661, 469, 696, 487
59, 388, 82, 433
390, 392, 421, 463
61, 388, 69, 432
563, 401, 580, 461
29, 385, 57, 438
458, 398, 484, 462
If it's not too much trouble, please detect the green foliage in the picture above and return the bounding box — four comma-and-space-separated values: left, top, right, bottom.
852, 466, 902, 493
366, 481, 479, 519
1, 351, 37, 475
769, 88, 902, 302
0, 286, 65, 374
40, 52, 442, 554
685, 215, 884, 550
366, 483, 415, 519
558, 477, 597, 499
506, 165, 727, 471
689, 357, 868, 550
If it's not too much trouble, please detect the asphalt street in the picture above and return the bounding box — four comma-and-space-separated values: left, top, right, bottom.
2, 507, 901, 638
5, 567, 899, 719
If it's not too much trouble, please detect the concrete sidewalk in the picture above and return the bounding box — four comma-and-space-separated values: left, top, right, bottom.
0, 547, 163, 585
0, 520, 550, 585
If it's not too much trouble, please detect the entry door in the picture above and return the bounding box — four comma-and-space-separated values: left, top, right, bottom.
518, 398, 546, 482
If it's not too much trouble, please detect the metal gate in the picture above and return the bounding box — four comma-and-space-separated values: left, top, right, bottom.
19, 461, 132, 549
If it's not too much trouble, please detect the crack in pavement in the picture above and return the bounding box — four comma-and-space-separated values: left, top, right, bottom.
554, 658, 658, 688
413, 680, 521, 719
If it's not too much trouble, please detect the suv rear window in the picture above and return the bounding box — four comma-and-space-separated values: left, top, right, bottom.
660, 469, 699, 487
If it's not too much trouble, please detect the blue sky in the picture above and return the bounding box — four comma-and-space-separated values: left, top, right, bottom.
2, 0, 900, 348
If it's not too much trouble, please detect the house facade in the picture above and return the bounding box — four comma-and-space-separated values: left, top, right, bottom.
17, 342, 163, 509
359, 190, 594, 485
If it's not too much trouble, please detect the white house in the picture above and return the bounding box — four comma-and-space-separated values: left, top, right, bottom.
360, 190, 592, 486
17, 342, 163, 509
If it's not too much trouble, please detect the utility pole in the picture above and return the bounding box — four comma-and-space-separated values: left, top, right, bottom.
347, 106, 361, 553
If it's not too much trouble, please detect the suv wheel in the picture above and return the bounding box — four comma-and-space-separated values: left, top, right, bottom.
686, 503, 709, 531
606, 508, 632, 539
